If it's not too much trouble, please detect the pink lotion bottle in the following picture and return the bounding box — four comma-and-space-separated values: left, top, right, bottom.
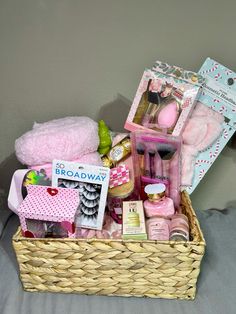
143, 183, 175, 218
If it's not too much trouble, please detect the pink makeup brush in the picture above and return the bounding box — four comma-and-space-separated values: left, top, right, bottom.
136, 143, 145, 176
149, 150, 156, 178
156, 142, 177, 197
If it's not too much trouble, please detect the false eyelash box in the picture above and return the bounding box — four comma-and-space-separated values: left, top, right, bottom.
52, 159, 110, 230
184, 58, 236, 194
17, 185, 79, 238
124, 61, 204, 136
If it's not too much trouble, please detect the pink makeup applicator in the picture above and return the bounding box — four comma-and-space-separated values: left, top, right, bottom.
157, 101, 179, 129
157, 89, 183, 129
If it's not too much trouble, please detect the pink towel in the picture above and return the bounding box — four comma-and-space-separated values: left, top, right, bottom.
15, 116, 99, 166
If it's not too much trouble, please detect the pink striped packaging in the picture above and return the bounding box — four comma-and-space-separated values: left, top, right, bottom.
109, 165, 130, 188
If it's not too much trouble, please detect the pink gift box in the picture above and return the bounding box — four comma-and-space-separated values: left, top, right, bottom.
18, 185, 79, 238
109, 165, 130, 188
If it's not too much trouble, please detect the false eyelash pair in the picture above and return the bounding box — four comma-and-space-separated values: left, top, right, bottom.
78, 183, 101, 194
80, 203, 98, 216
78, 182, 101, 222
80, 189, 100, 201
58, 179, 81, 189
80, 210, 98, 220
80, 195, 99, 208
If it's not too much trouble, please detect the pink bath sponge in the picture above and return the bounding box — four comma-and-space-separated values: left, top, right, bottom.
15, 116, 100, 166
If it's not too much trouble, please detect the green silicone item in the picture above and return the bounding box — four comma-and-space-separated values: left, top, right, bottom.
98, 120, 112, 155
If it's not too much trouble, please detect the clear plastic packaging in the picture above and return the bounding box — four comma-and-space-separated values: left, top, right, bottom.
125, 61, 204, 136
131, 131, 181, 208
25, 219, 68, 238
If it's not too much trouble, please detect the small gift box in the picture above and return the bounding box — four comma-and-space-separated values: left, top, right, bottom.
109, 165, 130, 188
18, 185, 79, 238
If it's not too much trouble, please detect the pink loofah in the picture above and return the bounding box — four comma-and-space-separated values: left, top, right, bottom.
15, 116, 99, 166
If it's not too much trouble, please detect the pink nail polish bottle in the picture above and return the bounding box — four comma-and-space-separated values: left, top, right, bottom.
143, 183, 175, 218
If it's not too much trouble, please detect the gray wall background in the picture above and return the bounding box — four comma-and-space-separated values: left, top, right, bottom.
0, 0, 236, 210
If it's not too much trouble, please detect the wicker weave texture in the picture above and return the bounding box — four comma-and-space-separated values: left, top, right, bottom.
12, 192, 205, 300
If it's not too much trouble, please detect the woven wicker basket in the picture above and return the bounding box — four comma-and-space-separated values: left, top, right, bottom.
12, 191, 205, 300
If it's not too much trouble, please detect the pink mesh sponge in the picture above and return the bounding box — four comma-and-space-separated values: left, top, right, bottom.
15, 116, 100, 166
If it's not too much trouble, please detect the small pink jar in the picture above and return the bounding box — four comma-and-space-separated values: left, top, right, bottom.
143, 183, 175, 218
146, 217, 170, 240
170, 214, 189, 241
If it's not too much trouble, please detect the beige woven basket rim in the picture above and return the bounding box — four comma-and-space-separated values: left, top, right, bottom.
13, 191, 205, 246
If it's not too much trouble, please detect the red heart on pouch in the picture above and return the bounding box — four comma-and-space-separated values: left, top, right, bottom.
23, 230, 35, 238
47, 188, 58, 196
61, 221, 75, 234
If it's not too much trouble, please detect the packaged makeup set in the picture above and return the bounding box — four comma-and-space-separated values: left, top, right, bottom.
125, 61, 204, 136
131, 131, 181, 208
